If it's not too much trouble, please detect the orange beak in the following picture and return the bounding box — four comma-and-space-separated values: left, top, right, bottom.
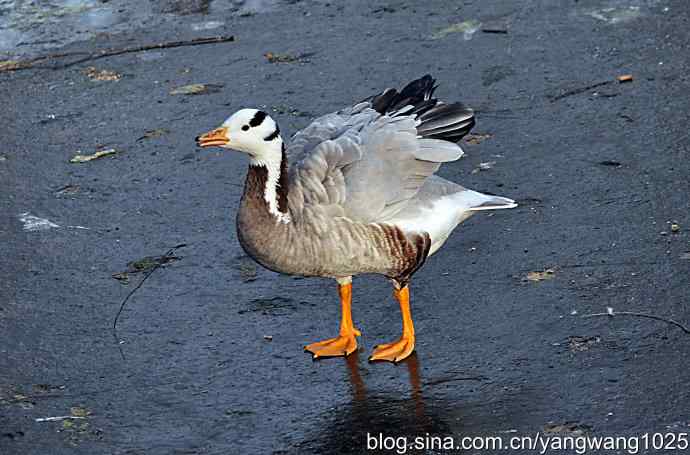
196, 127, 229, 148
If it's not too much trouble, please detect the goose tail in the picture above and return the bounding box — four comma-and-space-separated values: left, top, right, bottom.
466, 194, 517, 211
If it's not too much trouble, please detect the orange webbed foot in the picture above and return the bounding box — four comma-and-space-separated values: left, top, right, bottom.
369, 335, 415, 363
304, 328, 361, 359
369, 286, 416, 363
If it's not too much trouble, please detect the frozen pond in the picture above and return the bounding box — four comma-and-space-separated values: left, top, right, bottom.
0, 0, 277, 56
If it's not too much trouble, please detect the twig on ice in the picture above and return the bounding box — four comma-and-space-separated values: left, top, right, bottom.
582, 308, 690, 335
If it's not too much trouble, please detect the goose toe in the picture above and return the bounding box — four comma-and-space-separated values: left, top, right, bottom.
304, 333, 359, 359
369, 335, 415, 363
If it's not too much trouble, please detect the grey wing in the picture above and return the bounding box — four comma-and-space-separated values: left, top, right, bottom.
286, 103, 376, 220
286, 102, 372, 165
339, 116, 464, 222
287, 75, 474, 223
287, 105, 465, 224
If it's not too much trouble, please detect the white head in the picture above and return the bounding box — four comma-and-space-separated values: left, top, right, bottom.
196, 108, 283, 162
197, 109, 290, 223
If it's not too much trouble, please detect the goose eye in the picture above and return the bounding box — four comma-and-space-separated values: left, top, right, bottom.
241, 125, 249, 131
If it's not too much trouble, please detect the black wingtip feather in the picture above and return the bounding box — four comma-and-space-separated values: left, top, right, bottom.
370, 88, 398, 114
366, 75, 475, 143
368, 75, 438, 115
398, 74, 436, 101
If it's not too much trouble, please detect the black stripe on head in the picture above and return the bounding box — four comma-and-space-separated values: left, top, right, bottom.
263, 125, 280, 141
249, 110, 267, 127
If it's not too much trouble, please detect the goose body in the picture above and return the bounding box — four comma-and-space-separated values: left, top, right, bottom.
198, 75, 515, 362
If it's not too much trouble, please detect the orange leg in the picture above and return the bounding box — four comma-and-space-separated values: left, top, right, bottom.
369, 286, 415, 363
305, 281, 361, 359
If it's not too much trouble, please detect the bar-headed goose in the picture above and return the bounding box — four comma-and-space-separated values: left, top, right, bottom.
197, 75, 516, 362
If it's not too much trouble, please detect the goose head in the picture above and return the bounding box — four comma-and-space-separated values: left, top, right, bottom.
196, 108, 283, 162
